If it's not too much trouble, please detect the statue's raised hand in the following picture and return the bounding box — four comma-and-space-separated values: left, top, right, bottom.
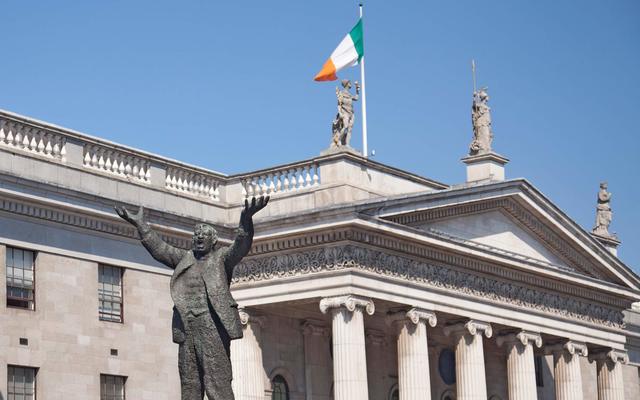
241, 196, 269, 222
115, 205, 144, 226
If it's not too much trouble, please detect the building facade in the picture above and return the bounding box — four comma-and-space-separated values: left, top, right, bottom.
0, 108, 639, 400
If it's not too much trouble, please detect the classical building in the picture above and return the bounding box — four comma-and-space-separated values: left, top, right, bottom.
0, 108, 639, 400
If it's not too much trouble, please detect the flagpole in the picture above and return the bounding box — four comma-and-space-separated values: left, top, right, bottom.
359, 3, 368, 158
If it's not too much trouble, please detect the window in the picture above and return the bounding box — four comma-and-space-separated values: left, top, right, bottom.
534, 355, 544, 387
8, 365, 37, 400
100, 374, 125, 400
6, 247, 36, 310
388, 384, 399, 400
271, 375, 289, 400
98, 265, 123, 322
438, 348, 456, 385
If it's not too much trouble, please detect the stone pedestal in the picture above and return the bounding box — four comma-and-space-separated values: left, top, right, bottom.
387, 308, 437, 400
461, 152, 509, 183
497, 331, 542, 400
548, 341, 588, 400
320, 295, 375, 400
591, 232, 621, 257
591, 349, 628, 400
444, 320, 492, 400
231, 309, 266, 400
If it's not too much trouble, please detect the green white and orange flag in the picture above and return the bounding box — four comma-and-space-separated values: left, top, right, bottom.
314, 19, 364, 81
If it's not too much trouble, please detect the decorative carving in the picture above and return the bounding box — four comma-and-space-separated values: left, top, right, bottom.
469, 88, 493, 155
387, 308, 437, 328
319, 295, 375, 315
234, 245, 625, 328
331, 80, 359, 149
444, 320, 493, 338
238, 308, 266, 328
548, 340, 588, 357
593, 182, 615, 238
496, 331, 542, 348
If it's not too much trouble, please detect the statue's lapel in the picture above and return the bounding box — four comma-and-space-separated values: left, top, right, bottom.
173, 251, 196, 278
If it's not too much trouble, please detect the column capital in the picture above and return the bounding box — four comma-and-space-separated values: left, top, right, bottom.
301, 320, 330, 337
319, 295, 375, 315
238, 308, 266, 328
497, 330, 542, 348
590, 348, 629, 365
386, 307, 437, 328
443, 319, 492, 338
547, 340, 588, 357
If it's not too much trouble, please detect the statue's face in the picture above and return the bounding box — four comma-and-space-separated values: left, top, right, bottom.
601, 182, 608, 190
192, 224, 217, 254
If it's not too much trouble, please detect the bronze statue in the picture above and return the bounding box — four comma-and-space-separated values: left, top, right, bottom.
115, 196, 269, 400
331, 79, 360, 149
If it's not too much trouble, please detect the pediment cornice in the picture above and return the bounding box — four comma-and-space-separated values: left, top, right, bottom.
383, 196, 608, 281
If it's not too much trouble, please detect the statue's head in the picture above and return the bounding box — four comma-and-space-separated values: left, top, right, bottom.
192, 223, 218, 256
478, 87, 489, 101
341, 79, 351, 89
600, 182, 608, 190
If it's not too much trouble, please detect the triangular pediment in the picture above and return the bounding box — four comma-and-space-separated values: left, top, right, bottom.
420, 209, 571, 269
375, 181, 640, 290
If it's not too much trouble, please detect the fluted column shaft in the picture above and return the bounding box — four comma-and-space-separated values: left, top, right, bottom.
444, 320, 492, 400
387, 308, 437, 400
302, 320, 331, 400
497, 331, 542, 400
231, 309, 266, 400
320, 295, 375, 400
549, 341, 588, 400
592, 349, 628, 400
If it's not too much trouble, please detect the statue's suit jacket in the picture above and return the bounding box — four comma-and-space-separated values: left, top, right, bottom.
140, 228, 252, 343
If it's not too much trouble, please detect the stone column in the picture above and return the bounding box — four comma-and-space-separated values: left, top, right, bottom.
231, 309, 266, 400
319, 295, 375, 400
387, 308, 437, 400
302, 320, 331, 400
443, 320, 493, 400
496, 331, 542, 400
548, 341, 588, 400
591, 349, 628, 400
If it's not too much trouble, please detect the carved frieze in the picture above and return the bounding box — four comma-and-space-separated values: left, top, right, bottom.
233, 245, 625, 328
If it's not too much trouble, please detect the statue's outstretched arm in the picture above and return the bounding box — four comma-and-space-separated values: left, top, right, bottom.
224, 196, 269, 281
115, 205, 185, 269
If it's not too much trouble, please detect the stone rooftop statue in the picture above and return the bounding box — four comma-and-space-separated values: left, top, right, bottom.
331, 79, 360, 150
593, 182, 614, 237
469, 87, 493, 155
116, 196, 269, 400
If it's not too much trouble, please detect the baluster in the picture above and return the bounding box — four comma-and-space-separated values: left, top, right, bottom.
0, 120, 5, 143
282, 172, 290, 193
15, 127, 23, 148
22, 130, 31, 149
305, 166, 312, 187
165, 174, 172, 188
44, 135, 53, 155
54, 139, 62, 158
213, 183, 219, 201
132, 161, 140, 179
117, 155, 125, 175
6, 122, 15, 145
98, 150, 106, 169
91, 148, 99, 167
268, 174, 275, 194
274, 171, 282, 193
104, 151, 112, 171
313, 164, 320, 185
296, 167, 304, 189
140, 163, 147, 180
124, 157, 132, 176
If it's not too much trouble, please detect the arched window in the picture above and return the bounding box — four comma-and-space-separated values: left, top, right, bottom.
271, 375, 289, 400
388, 383, 399, 400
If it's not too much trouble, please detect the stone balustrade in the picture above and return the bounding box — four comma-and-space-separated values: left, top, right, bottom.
165, 166, 220, 201
240, 161, 320, 198
0, 110, 446, 209
0, 118, 66, 160
83, 144, 151, 183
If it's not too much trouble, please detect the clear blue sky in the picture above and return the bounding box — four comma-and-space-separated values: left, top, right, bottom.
1, 1, 639, 272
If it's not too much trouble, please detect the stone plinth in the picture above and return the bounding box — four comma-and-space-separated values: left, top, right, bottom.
461, 152, 509, 183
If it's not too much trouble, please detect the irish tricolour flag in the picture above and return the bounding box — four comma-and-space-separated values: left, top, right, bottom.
314, 19, 363, 81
